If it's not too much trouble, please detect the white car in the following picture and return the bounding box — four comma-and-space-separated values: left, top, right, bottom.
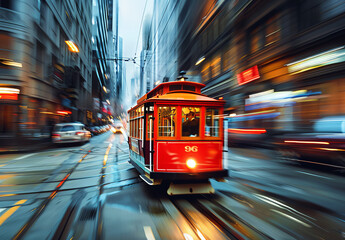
52, 122, 91, 144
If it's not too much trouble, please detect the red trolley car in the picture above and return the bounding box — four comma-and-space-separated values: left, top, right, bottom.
128, 81, 227, 195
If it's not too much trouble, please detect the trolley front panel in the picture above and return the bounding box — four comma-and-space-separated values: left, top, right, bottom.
155, 141, 223, 172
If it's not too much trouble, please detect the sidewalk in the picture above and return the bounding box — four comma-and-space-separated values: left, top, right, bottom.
0, 138, 53, 154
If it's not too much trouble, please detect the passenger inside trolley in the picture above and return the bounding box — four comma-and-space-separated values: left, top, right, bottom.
182, 108, 200, 137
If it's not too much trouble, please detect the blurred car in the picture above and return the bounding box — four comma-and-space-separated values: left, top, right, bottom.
275, 116, 345, 169
226, 111, 280, 148
90, 126, 101, 135
111, 121, 123, 134
52, 122, 91, 144
84, 126, 94, 136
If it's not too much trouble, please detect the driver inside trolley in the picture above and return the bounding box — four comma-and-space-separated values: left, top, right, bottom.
182, 108, 200, 137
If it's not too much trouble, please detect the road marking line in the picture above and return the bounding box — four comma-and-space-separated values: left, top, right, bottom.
103, 143, 113, 166
15, 153, 37, 160
143, 226, 155, 240
0, 199, 27, 226
0, 194, 15, 197
297, 171, 332, 180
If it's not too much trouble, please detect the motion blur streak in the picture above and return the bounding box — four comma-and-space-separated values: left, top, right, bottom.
183, 233, 194, 240
64, 40, 79, 52
0, 199, 27, 226
255, 194, 312, 220
196, 229, 206, 240
271, 209, 311, 228
317, 148, 345, 151
284, 140, 329, 145
143, 226, 156, 240
292, 158, 345, 169
228, 128, 267, 134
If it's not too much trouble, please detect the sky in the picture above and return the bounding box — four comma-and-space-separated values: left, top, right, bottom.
118, 0, 154, 82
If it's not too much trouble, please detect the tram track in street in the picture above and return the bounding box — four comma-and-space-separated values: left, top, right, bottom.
168, 193, 273, 240
198, 194, 273, 240
0, 175, 139, 202
10, 146, 95, 240
169, 196, 242, 240
95, 140, 141, 239
0, 133, 134, 239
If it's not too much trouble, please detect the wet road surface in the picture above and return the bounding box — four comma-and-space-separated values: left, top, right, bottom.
0, 131, 344, 239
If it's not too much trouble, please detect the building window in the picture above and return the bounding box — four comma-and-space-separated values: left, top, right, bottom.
0, 105, 16, 135
0, 0, 13, 9
223, 41, 234, 72
265, 15, 280, 47
202, 32, 207, 51
250, 26, 264, 53
213, 18, 219, 40
201, 62, 211, 82
321, 0, 345, 21
298, 0, 322, 30
36, 41, 44, 78
211, 54, 221, 78
250, 14, 281, 53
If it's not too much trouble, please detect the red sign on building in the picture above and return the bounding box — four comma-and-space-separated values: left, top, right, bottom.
237, 65, 260, 85
0, 93, 18, 100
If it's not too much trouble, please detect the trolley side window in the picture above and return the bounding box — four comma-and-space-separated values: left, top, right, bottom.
205, 108, 220, 137
158, 106, 176, 137
182, 107, 200, 137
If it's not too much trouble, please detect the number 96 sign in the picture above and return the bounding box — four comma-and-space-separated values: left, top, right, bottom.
185, 146, 198, 152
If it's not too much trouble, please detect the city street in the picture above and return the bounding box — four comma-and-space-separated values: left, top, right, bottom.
0, 131, 344, 239
2, 1, 345, 239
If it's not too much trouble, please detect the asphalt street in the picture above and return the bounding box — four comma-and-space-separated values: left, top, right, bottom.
0, 131, 344, 239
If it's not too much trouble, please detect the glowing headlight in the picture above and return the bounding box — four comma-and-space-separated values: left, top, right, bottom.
186, 159, 196, 169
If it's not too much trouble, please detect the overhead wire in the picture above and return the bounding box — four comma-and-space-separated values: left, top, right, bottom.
134, 0, 149, 60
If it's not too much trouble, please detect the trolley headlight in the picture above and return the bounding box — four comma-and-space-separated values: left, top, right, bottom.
186, 159, 196, 169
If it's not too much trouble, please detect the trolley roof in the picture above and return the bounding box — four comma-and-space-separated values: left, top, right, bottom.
136, 81, 203, 103
128, 81, 224, 112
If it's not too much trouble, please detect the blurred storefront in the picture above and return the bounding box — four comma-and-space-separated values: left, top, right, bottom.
178, 0, 345, 138
0, 1, 93, 151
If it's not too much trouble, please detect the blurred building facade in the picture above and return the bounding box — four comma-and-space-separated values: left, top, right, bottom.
112, 0, 124, 117
106, 0, 116, 122
91, 0, 112, 126
178, 0, 345, 134
140, 1, 183, 94
0, 0, 92, 150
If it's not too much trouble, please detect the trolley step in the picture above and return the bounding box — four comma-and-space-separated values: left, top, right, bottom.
167, 181, 215, 195
139, 174, 162, 185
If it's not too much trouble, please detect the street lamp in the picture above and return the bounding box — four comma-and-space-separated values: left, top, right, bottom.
65, 40, 79, 53
195, 56, 205, 66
